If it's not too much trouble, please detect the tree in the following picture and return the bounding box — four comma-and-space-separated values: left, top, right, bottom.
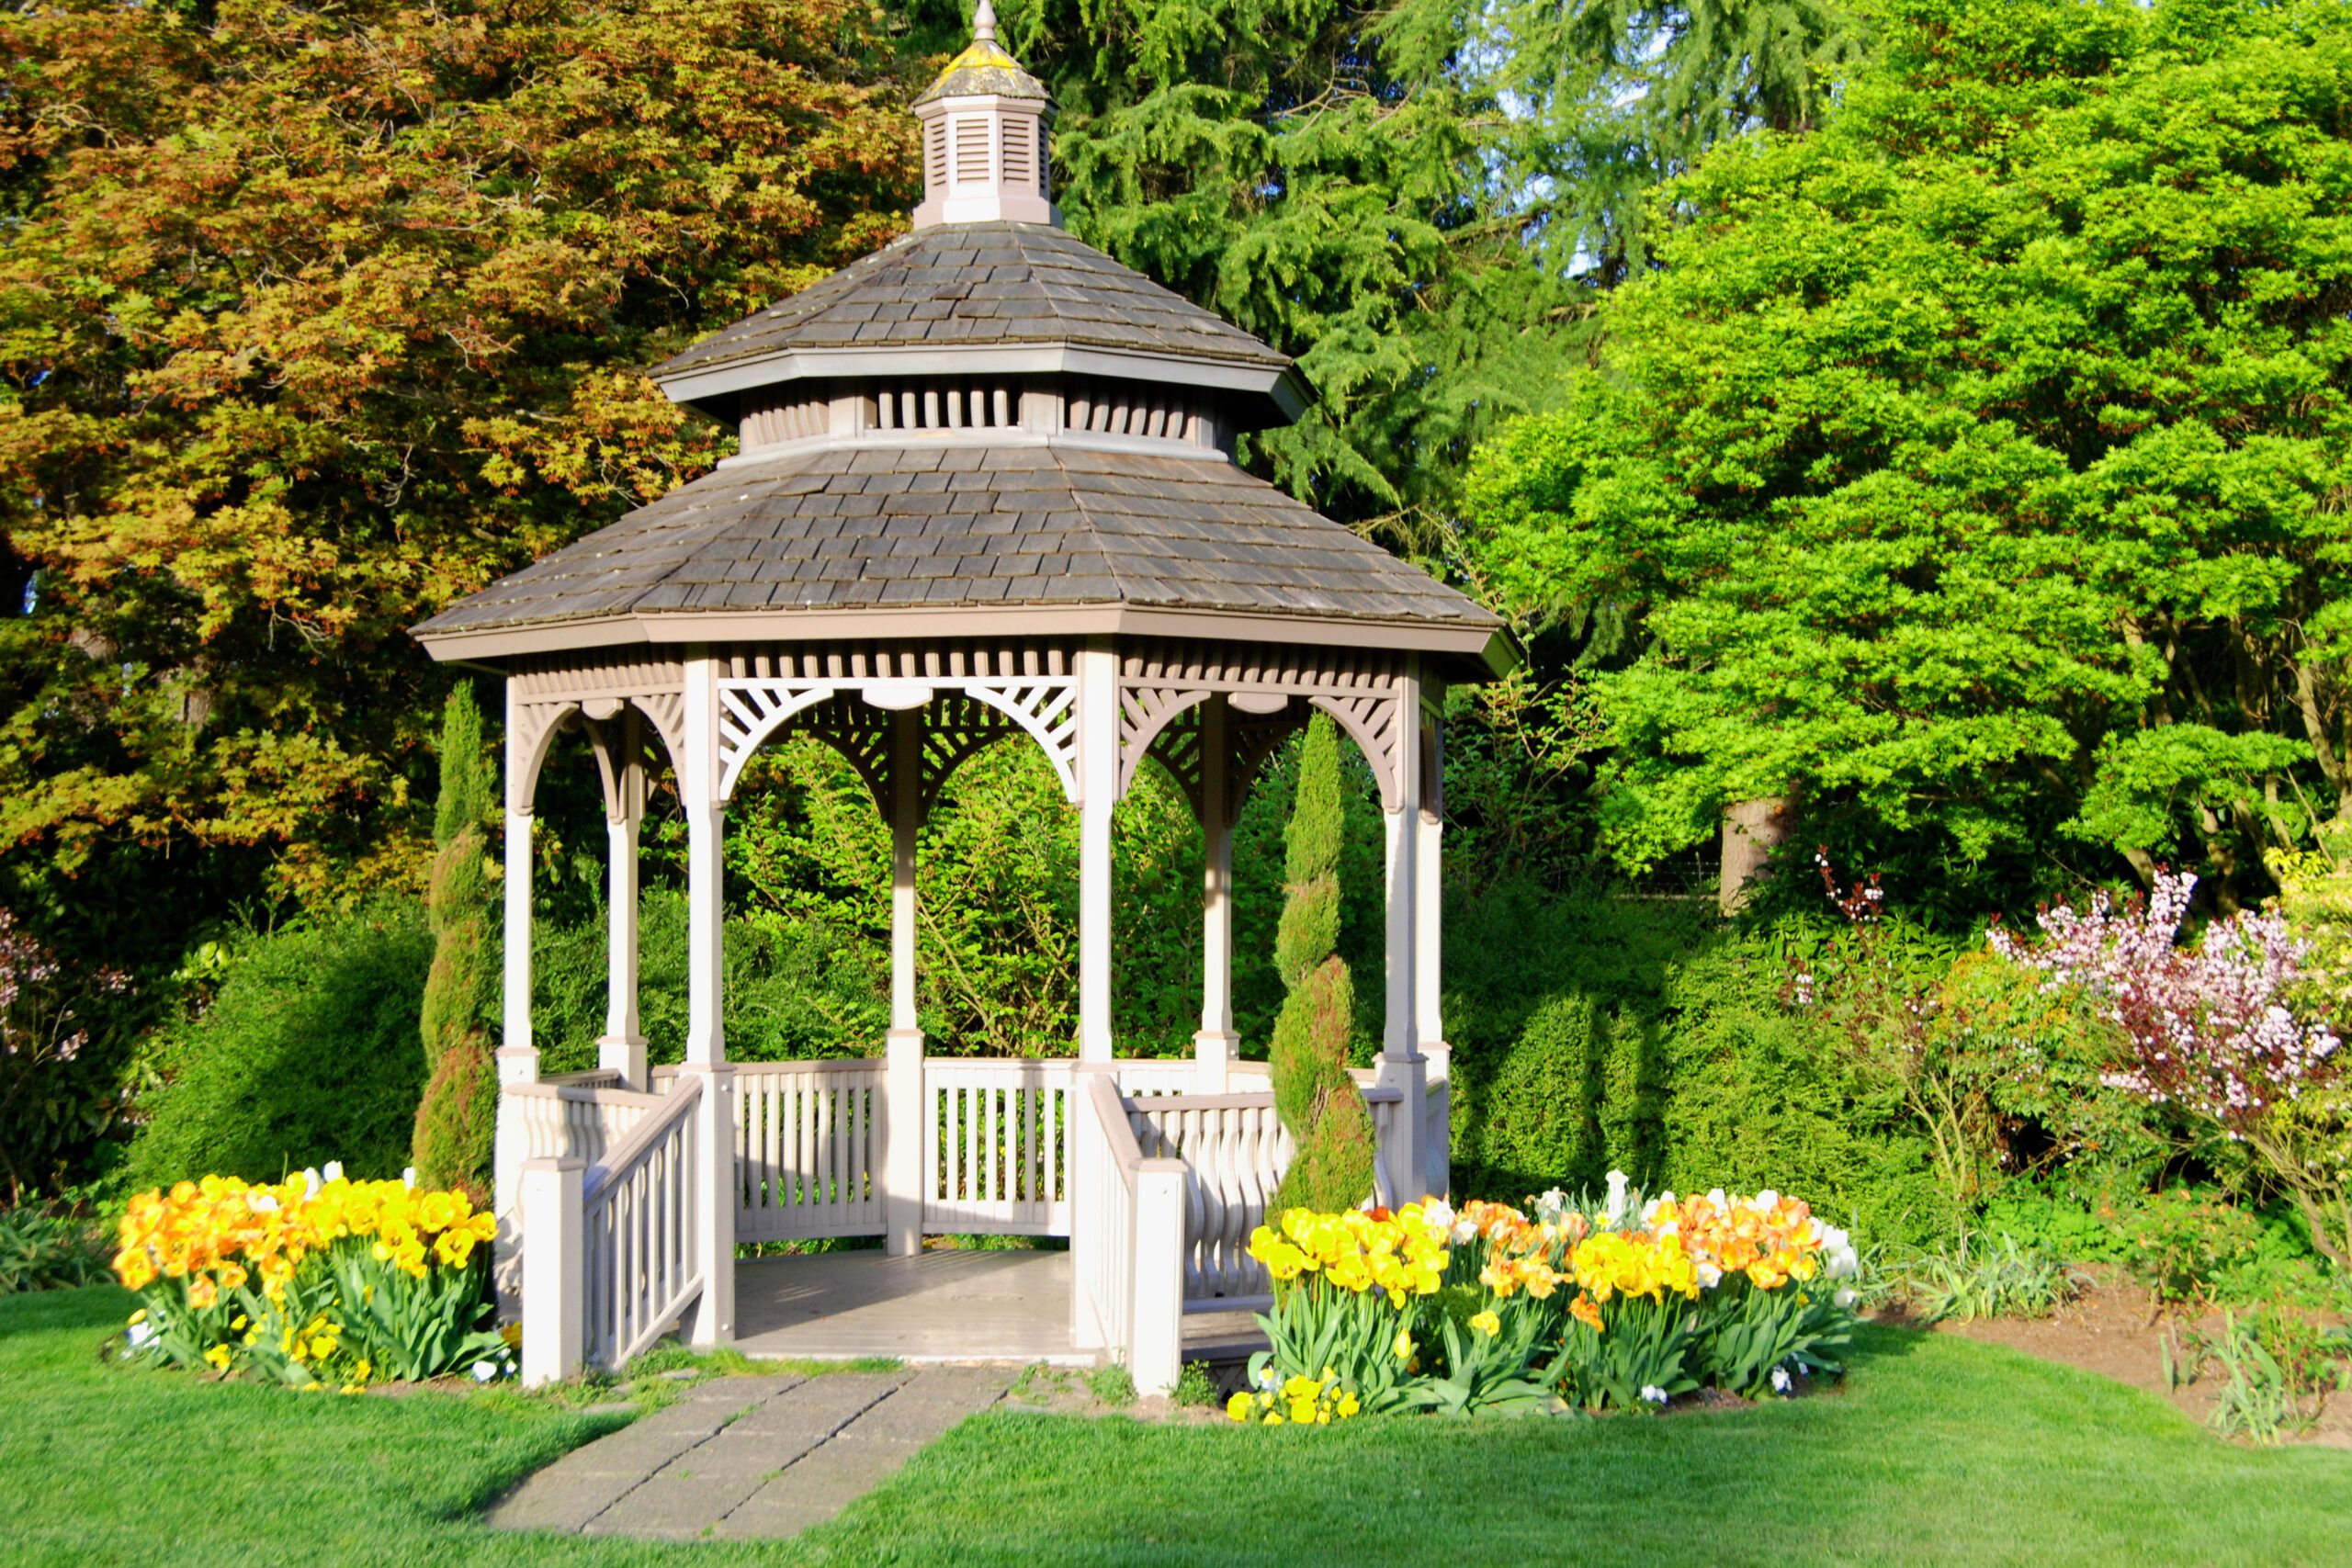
1467, 0, 2352, 908
1484, 0, 1869, 281
0, 0, 917, 923
412, 686, 498, 1196
1270, 715, 1377, 1213
999, 0, 1577, 542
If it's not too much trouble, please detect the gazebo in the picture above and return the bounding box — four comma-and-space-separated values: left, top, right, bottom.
413, 6, 1509, 1393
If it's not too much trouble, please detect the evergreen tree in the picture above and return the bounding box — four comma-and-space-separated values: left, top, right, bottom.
412, 686, 499, 1196
1269, 716, 1377, 1213
1000, 0, 1577, 541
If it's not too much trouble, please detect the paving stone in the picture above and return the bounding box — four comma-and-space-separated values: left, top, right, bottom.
728, 1372, 905, 1439
488, 1363, 1011, 1540
581, 1472, 769, 1538
484, 1470, 634, 1535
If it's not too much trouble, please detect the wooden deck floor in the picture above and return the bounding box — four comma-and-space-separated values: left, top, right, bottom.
731, 1249, 1264, 1367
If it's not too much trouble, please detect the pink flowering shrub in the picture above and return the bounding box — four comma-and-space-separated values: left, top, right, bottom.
0, 908, 131, 1201
1988, 873, 2340, 1129
1991, 873, 2352, 1266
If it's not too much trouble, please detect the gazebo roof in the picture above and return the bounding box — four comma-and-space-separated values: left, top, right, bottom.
649, 222, 1299, 419
413, 16, 1511, 680
411, 443, 1503, 665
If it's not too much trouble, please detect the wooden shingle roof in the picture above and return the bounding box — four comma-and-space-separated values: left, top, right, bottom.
649, 223, 1289, 386
412, 444, 1497, 642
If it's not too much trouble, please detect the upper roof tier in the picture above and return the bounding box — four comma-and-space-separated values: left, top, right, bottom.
649, 222, 1303, 424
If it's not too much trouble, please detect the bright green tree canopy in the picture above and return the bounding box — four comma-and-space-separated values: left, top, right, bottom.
1468, 0, 2352, 900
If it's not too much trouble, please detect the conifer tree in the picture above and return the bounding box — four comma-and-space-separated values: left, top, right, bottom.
1269, 715, 1377, 1213
411, 686, 500, 1196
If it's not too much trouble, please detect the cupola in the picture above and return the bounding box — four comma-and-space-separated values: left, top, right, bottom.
911, 1, 1056, 229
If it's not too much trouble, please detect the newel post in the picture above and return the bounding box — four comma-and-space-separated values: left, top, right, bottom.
519, 1156, 584, 1386
1131, 1156, 1188, 1396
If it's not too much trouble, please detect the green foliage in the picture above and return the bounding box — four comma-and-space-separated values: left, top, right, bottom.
0, 1210, 105, 1294
530, 888, 887, 1072
1003, 0, 1576, 537
1086, 1361, 1136, 1409
1475, 0, 1869, 278
1552, 1292, 1698, 1413
1172, 1359, 1219, 1408
2111, 1188, 2338, 1309
1890, 1234, 2087, 1323
1695, 1278, 1858, 1400
122, 907, 433, 1192
1467, 0, 2352, 904
2167, 1307, 2346, 1446
0, 0, 919, 908
1271, 716, 1376, 1213
413, 687, 498, 1196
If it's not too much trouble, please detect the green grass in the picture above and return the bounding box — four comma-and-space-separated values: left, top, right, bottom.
4, 1287, 2350, 1565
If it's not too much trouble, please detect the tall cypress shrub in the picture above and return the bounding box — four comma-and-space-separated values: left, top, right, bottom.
411, 686, 499, 1197
1269, 716, 1377, 1213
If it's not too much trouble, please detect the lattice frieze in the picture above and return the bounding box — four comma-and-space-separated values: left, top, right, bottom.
717, 682, 833, 799
1114, 643, 1411, 815
1116, 684, 1212, 800
712, 674, 1081, 808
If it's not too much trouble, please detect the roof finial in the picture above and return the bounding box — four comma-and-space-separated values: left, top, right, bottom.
974, 0, 997, 43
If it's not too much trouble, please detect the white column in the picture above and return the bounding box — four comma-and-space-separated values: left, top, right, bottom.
597, 716, 647, 1089
1193, 695, 1234, 1091
1131, 1156, 1188, 1395
492, 685, 540, 1314
1076, 642, 1118, 1062
883, 707, 925, 1256
1416, 712, 1449, 1199
1375, 667, 1427, 1200
678, 652, 735, 1347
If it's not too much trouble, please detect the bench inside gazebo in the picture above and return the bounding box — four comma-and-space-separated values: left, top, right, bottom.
412, 6, 1509, 1395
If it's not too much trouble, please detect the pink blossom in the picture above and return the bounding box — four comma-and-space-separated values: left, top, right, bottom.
1989, 872, 2340, 1132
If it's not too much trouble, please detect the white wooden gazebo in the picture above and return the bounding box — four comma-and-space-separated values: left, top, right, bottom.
413, 8, 1509, 1393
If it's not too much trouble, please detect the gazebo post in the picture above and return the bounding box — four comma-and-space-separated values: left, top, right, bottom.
883, 706, 925, 1256
1415, 710, 1448, 1197
1376, 667, 1430, 1201
492, 684, 541, 1306
1076, 642, 1118, 1063
1193, 695, 1235, 1092
597, 708, 648, 1090
679, 652, 736, 1348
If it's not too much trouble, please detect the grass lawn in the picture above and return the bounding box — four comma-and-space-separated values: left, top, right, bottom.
4, 1286, 2349, 1566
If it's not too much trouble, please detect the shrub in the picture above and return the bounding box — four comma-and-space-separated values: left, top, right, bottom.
0, 1208, 106, 1293
0, 908, 133, 1201
2120, 1188, 2268, 1307
1269, 715, 1375, 1213
413, 686, 499, 1196
530, 889, 888, 1072
122, 907, 433, 1193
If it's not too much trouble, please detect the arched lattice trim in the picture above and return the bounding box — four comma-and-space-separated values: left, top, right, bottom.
714, 674, 1081, 807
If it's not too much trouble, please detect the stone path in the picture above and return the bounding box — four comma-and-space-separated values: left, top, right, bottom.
487, 1366, 1012, 1542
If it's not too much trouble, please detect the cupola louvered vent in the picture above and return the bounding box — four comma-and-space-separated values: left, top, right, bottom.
868, 381, 1021, 432
741, 395, 830, 448
1064, 379, 1220, 448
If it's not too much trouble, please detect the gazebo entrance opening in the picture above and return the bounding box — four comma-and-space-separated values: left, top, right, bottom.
413, 11, 1508, 1393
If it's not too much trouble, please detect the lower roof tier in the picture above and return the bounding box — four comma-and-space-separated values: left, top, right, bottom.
413, 443, 1507, 671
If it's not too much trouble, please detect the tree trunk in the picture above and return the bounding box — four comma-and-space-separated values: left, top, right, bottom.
1718, 795, 1799, 916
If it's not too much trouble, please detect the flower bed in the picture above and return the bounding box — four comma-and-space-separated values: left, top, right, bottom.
1231, 1172, 1859, 1422
111, 1164, 512, 1392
